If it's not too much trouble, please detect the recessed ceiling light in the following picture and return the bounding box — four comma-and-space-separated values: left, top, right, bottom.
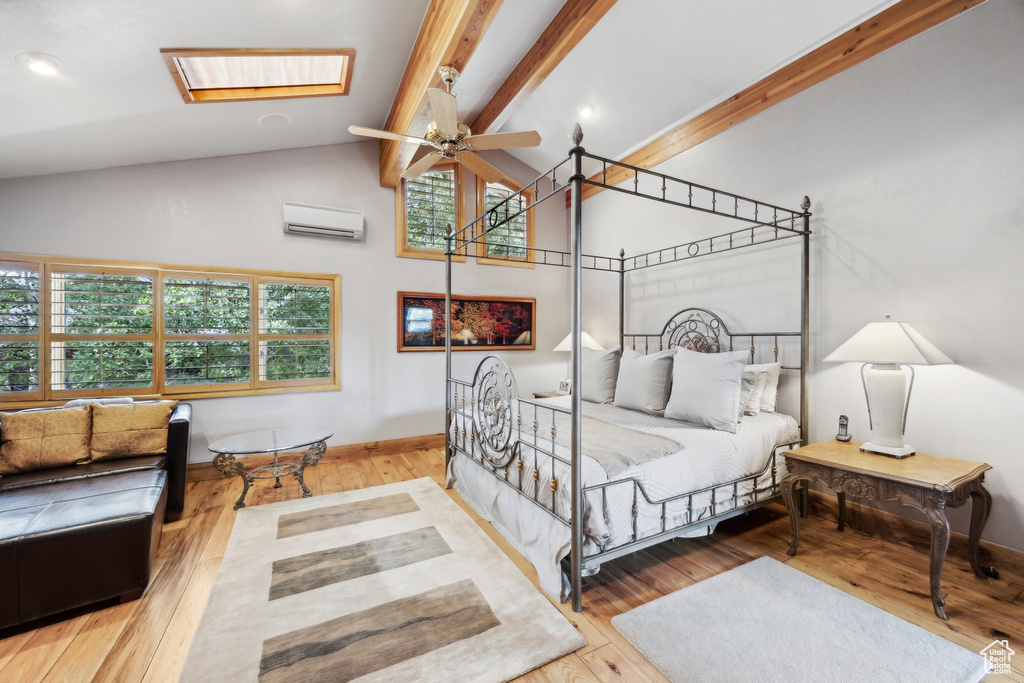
16, 52, 62, 76
258, 114, 291, 129
160, 48, 355, 104
577, 103, 596, 119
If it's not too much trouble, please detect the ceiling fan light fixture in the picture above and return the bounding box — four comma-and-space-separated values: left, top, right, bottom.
577, 103, 596, 119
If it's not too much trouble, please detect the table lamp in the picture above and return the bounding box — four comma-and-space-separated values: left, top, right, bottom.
553, 331, 604, 352
823, 316, 952, 458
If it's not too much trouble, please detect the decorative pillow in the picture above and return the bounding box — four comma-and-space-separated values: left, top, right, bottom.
741, 369, 770, 415
580, 346, 620, 404
90, 400, 177, 462
664, 348, 748, 433
747, 362, 782, 412
0, 406, 92, 475
614, 348, 674, 415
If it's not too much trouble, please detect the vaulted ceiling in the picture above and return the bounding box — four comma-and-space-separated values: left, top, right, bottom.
0, 0, 980, 183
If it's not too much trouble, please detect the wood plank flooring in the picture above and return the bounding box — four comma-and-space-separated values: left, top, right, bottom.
2, 448, 1021, 682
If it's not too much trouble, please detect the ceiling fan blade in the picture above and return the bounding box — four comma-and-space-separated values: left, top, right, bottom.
466, 130, 541, 150
401, 152, 444, 179
348, 125, 429, 146
427, 88, 459, 137
458, 152, 504, 184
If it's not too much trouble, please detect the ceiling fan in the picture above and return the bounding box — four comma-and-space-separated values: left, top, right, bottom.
348, 66, 541, 183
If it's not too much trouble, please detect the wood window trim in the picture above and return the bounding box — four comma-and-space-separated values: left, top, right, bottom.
475, 174, 535, 269
0, 251, 340, 409
395, 161, 466, 262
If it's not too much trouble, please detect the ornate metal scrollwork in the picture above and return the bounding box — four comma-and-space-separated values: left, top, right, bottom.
471, 355, 521, 467
302, 440, 327, 468
213, 452, 246, 479
663, 309, 727, 354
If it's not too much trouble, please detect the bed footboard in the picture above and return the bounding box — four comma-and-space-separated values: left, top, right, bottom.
447, 355, 574, 525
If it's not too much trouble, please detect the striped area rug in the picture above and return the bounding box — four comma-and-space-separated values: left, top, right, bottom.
180, 478, 584, 682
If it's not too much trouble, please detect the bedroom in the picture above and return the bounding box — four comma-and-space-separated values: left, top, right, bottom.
0, 0, 1021, 680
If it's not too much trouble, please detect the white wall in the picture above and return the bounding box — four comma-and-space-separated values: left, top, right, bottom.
581, 0, 1024, 551
0, 141, 569, 461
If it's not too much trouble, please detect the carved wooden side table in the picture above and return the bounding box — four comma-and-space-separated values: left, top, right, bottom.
781, 440, 996, 620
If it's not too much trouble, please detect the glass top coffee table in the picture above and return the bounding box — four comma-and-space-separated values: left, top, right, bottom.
208, 426, 332, 510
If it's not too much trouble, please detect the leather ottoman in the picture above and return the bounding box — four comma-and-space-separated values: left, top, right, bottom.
0, 468, 167, 629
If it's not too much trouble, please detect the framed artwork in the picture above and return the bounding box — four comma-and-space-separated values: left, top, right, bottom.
398, 292, 536, 352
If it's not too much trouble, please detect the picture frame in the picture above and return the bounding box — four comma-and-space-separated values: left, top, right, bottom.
398, 292, 536, 352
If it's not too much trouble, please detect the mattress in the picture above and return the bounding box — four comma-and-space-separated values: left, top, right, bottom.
449, 397, 798, 600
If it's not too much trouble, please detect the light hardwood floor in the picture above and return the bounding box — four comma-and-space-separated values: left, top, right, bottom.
1, 448, 1021, 682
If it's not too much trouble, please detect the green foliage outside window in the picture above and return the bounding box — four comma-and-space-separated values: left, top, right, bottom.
0, 259, 338, 401
405, 169, 457, 251
483, 183, 529, 259
0, 269, 39, 393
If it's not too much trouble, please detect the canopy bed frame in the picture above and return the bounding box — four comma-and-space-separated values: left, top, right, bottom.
443, 125, 811, 612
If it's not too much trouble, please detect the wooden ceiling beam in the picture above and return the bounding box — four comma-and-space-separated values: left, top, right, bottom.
469, 0, 618, 136
378, 0, 504, 188
578, 0, 986, 201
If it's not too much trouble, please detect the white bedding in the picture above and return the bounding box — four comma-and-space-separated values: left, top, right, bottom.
448, 396, 798, 600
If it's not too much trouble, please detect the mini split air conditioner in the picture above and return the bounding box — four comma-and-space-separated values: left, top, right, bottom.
283, 201, 364, 240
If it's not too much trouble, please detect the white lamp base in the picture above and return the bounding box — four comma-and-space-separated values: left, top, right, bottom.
860, 441, 916, 458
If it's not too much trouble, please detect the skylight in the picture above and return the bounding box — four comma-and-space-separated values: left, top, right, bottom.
160, 49, 355, 104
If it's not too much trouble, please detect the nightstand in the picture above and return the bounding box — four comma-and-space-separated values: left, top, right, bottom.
781, 440, 996, 620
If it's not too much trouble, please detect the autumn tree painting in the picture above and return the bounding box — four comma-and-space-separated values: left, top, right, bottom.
398, 293, 535, 351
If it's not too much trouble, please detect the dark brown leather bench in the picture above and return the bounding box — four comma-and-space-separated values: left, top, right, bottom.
0, 469, 167, 629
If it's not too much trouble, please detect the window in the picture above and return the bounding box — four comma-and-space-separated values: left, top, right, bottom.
258, 280, 333, 384
0, 263, 41, 400
0, 253, 340, 407
49, 267, 156, 395
396, 162, 464, 260
160, 48, 356, 104
164, 276, 251, 391
476, 175, 535, 267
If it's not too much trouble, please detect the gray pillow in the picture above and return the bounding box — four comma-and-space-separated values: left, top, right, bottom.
614, 348, 674, 415
665, 348, 748, 432
580, 346, 620, 403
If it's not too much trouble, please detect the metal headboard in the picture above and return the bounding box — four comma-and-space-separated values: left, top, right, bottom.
621, 307, 799, 366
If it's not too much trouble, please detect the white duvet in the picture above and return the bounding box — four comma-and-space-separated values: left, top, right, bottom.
448, 396, 799, 600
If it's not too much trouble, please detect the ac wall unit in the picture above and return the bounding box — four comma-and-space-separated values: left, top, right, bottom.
283, 201, 364, 240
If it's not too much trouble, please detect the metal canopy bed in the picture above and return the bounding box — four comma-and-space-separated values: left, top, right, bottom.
443, 126, 811, 612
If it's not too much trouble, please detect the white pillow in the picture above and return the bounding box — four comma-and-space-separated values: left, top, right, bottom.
746, 362, 782, 412
614, 348, 674, 415
64, 397, 134, 408
742, 370, 769, 415
737, 370, 761, 420
665, 348, 748, 433
580, 346, 620, 404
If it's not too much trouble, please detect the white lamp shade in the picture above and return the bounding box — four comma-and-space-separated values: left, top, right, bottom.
553, 331, 604, 352
824, 318, 952, 366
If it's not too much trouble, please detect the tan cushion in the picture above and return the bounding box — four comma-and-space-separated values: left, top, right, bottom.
90, 401, 177, 462
0, 406, 92, 475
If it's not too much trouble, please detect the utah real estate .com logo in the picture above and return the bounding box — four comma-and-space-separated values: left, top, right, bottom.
980, 640, 1014, 675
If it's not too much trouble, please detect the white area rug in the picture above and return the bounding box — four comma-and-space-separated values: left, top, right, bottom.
612, 556, 988, 683
180, 478, 584, 682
